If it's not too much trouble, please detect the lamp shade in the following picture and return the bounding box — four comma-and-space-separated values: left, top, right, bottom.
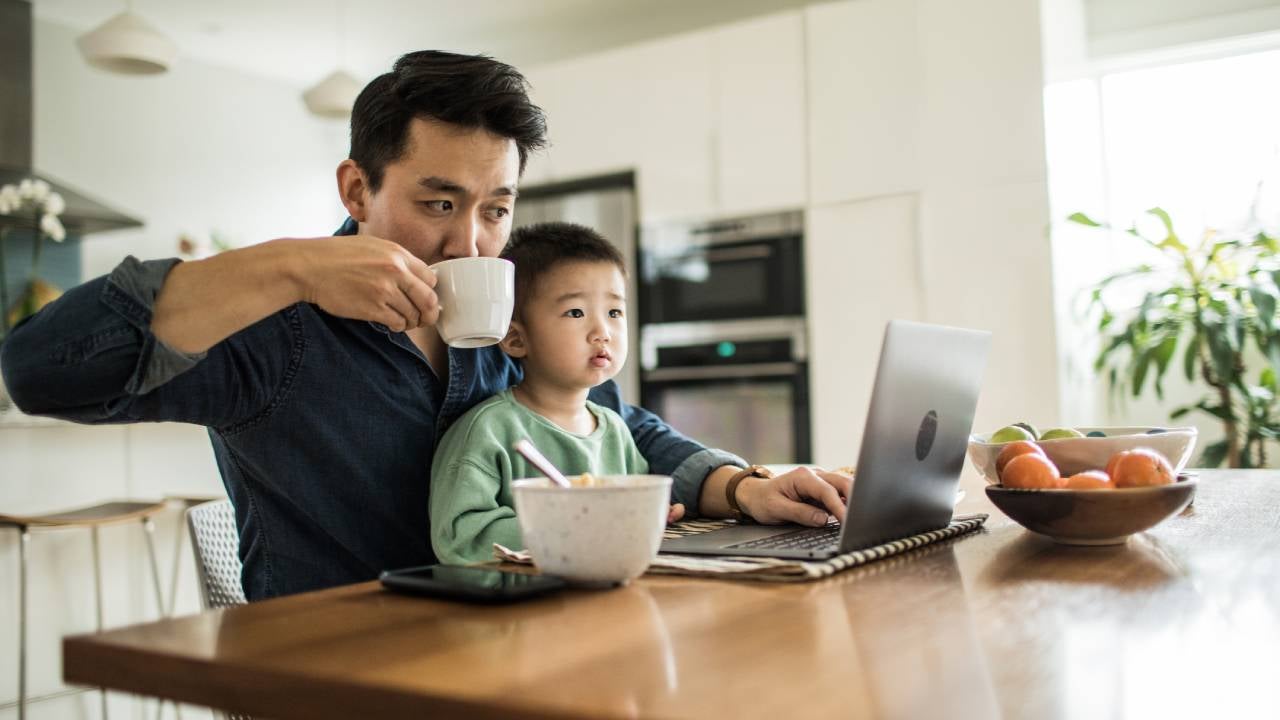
302, 70, 363, 118
76, 11, 177, 75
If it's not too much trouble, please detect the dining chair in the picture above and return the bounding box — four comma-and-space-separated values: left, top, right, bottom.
185, 499, 251, 720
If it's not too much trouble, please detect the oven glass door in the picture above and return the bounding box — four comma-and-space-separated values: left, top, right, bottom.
642, 237, 803, 324
642, 370, 809, 465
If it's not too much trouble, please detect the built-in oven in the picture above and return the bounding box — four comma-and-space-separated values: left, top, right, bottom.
639, 318, 810, 465
639, 211, 804, 325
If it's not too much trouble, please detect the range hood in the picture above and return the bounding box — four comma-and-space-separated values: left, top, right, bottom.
0, 0, 142, 235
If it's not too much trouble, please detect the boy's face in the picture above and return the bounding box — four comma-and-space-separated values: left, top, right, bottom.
343, 117, 520, 264
505, 260, 629, 392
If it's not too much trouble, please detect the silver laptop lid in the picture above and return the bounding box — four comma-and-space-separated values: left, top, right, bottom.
838, 320, 990, 552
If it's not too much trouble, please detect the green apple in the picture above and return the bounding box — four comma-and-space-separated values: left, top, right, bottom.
990, 425, 1036, 443
1040, 427, 1085, 440
1012, 421, 1040, 440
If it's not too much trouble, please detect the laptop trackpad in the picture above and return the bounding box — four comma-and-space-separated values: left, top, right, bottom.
661, 523, 801, 553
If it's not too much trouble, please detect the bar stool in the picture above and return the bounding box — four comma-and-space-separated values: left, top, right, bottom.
1, 500, 168, 720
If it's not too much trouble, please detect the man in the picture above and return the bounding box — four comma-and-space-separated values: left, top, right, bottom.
1, 51, 850, 600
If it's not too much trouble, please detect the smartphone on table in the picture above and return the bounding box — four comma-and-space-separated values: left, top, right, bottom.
379, 564, 566, 603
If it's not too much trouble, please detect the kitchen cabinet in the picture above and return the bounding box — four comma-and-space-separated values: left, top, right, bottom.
805, 0, 922, 206
711, 11, 807, 216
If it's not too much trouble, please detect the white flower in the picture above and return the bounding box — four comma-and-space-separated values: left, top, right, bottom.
18, 178, 35, 200
30, 179, 51, 203
0, 184, 17, 211
44, 192, 65, 216
40, 213, 66, 242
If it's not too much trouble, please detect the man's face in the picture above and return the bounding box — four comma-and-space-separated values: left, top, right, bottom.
356, 117, 520, 264
514, 261, 629, 392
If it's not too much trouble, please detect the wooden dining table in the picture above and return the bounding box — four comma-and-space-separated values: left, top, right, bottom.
63, 470, 1280, 719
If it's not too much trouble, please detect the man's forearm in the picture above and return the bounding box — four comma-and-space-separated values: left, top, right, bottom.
152, 239, 305, 354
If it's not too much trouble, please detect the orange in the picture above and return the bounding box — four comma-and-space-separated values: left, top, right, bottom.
1110, 448, 1174, 488
1001, 453, 1062, 489
995, 440, 1045, 475
1064, 470, 1114, 490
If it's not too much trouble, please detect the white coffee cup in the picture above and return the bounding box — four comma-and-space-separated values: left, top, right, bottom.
429, 257, 515, 348
512, 474, 672, 587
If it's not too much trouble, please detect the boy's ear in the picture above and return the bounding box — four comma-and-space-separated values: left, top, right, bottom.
499, 321, 527, 359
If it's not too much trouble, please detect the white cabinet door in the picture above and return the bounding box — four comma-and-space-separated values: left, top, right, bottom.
805, 0, 922, 205
712, 11, 807, 216
524, 32, 716, 223
805, 195, 923, 467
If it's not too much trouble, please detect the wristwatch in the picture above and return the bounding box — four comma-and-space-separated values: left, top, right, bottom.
725, 465, 774, 523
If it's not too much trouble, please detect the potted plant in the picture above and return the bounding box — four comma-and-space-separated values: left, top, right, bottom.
1070, 207, 1280, 468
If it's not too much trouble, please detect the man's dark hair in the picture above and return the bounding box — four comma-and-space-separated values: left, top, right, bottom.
349, 50, 547, 192
502, 222, 626, 312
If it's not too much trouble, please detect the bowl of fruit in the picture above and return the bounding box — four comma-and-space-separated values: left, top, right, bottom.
980, 438, 1198, 545
968, 424, 1197, 485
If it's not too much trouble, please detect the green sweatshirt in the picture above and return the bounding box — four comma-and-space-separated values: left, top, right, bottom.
429, 389, 649, 565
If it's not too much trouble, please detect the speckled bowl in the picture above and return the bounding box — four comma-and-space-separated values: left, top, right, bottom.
968, 426, 1197, 484
985, 475, 1197, 545
512, 475, 672, 587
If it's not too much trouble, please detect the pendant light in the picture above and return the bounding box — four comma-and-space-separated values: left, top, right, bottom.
76, 0, 177, 75
302, 0, 362, 118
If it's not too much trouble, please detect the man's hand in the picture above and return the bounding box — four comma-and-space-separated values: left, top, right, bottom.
667, 503, 686, 525
292, 235, 439, 332
736, 466, 852, 526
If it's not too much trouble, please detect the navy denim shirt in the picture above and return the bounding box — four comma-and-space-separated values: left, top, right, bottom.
0, 219, 742, 600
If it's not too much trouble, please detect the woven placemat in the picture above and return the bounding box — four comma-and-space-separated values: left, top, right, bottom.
493, 513, 988, 582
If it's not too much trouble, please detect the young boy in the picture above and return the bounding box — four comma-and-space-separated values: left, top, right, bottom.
430, 222, 682, 565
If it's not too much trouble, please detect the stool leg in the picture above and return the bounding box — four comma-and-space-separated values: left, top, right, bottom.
141, 518, 165, 618
18, 527, 29, 720
91, 526, 108, 720
140, 518, 173, 720
167, 513, 185, 617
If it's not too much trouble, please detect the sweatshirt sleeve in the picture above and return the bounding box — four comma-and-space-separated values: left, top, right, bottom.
430, 420, 523, 565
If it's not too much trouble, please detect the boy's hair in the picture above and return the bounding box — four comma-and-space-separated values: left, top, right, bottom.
501, 222, 627, 312
349, 50, 547, 193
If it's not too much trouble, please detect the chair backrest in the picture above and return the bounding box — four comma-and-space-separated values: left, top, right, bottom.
186, 499, 247, 609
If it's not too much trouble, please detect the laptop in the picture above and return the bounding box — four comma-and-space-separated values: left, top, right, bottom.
660, 320, 990, 560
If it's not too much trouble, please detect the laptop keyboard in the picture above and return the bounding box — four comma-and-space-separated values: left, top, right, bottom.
727, 523, 841, 551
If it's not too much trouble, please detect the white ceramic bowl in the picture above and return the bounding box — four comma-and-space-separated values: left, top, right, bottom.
511, 474, 672, 587
967, 426, 1197, 484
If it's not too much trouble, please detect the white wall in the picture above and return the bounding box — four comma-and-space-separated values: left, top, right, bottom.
0, 18, 347, 719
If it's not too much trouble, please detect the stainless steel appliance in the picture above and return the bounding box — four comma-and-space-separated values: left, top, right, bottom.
639, 210, 809, 463
639, 210, 803, 325
639, 316, 809, 465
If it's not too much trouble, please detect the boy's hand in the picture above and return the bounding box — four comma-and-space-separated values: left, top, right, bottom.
667, 503, 685, 525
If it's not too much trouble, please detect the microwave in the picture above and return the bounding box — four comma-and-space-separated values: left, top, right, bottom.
639, 211, 804, 325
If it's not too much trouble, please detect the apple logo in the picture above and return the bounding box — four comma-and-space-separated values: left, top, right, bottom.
916, 410, 938, 461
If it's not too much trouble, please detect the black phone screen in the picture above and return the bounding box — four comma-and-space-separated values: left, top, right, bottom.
379, 564, 566, 602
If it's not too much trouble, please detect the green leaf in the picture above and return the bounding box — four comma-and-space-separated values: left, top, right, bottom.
1195, 401, 1235, 422
1252, 286, 1278, 331
1183, 334, 1200, 382
1170, 405, 1192, 420
1066, 212, 1103, 227
1132, 348, 1153, 398
1147, 207, 1188, 253
1263, 367, 1277, 393
1151, 334, 1178, 400
1200, 440, 1230, 468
